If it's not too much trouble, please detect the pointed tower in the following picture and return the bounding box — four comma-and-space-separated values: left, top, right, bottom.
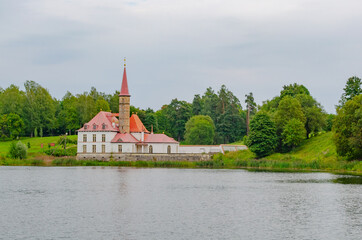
119, 59, 131, 133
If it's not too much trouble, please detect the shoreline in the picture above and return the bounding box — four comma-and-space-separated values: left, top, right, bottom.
1, 158, 361, 176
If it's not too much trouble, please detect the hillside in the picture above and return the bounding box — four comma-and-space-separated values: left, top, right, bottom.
218, 132, 362, 174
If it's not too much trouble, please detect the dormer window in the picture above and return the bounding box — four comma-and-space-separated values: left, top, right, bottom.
84, 124, 88, 129
93, 124, 97, 130
102, 123, 106, 130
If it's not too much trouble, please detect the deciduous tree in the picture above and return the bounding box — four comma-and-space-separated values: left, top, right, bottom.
185, 115, 215, 145
333, 94, 362, 160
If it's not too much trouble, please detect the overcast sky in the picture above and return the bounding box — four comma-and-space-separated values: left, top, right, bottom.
1, 0, 362, 113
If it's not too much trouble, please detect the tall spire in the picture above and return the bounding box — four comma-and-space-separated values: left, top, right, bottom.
120, 58, 130, 96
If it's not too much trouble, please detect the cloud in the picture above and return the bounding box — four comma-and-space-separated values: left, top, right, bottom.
1, 0, 362, 113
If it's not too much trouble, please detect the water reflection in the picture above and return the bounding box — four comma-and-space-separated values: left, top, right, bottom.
333, 176, 362, 184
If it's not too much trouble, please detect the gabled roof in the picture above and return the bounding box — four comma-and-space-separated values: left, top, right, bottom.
111, 133, 139, 143
78, 111, 118, 132
130, 114, 150, 133
144, 133, 178, 143
119, 67, 130, 96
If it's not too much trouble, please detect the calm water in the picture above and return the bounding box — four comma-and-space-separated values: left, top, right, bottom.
0, 167, 361, 240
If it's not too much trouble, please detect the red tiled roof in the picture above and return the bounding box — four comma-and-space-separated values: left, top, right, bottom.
119, 67, 130, 96
78, 111, 119, 132
130, 114, 149, 133
144, 133, 178, 143
111, 133, 139, 143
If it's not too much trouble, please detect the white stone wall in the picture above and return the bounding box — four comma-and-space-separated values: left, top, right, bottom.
77, 131, 117, 153
179, 145, 248, 154
179, 145, 222, 154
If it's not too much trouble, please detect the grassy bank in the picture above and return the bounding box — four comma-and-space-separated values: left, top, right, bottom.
216, 132, 362, 174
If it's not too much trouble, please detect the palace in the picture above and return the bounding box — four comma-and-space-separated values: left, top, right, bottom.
76, 64, 179, 159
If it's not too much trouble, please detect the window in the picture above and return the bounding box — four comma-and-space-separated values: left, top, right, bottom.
83, 134, 87, 142
93, 134, 96, 142
102, 124, 106, 129
92, 145, 96, 153
149, 145, 153, 154
84, 124, 88, 129
102, 134, 105, 142
167, 145, 171, 154
93, 124, 97, 130
118, 145, 122, 153
102, 145, 105, 153
83, 145, 87, 153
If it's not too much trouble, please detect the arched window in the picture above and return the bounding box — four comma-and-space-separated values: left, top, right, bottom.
102, 123, 106, 129
149, 145, 153, 154
93, 124, 97, 130
167, 145, 171, 154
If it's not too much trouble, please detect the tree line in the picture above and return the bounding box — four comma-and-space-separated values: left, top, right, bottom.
0, 81, 247, 144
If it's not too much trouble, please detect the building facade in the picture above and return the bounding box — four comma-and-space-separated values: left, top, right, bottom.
77, 65, 179, 159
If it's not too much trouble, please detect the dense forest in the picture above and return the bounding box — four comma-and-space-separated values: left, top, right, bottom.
0, 77, 361, 159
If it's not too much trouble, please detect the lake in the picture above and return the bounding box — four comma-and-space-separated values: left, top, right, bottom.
0, 167, 361, 239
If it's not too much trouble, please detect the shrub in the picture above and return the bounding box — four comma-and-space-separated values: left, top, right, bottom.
8, 141, 28, 159
44, 147, 77, 157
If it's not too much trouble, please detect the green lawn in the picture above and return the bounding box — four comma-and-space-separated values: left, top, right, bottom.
0, 135, 78, 157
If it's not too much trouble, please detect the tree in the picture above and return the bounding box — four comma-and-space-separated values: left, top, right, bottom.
163, 99, 192, 141
338, 76, 362, 107
280, 83, 310, 99
0, 113, 24, 139
192, 94, 203, 115
282, 118, 306, 151
95, 97, 110, 112
8, 141, 28, 159
245, 92, 257, 135
58, 92, 80, 134
333, 94, 362, 160
274, 96, 306, 131
143, 108, 157, 133
6, 113, 24, 139
295, 94, 326, 138
77, 93, 96, 124
324, 114, 335, 132
106, 90, 120, 113
216, 105, 245, 143
185, 115, 215, 145
23, 81, 56, 136
0, 114, 8, 139
0, 85, 26, 117
247, 113, 277, 158
201, 87, 219, 121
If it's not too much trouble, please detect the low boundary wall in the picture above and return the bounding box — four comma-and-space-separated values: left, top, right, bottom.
77, 153, 213, 162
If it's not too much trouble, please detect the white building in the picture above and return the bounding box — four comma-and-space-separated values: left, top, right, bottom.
77, 64, 179, 159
